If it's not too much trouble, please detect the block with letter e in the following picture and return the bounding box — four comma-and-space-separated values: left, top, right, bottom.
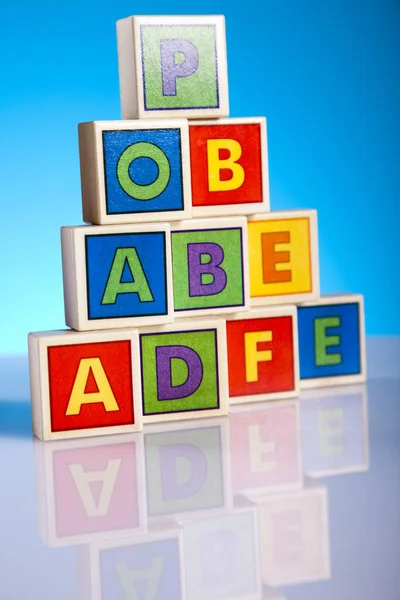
117, 15, 229, 119
248, 210, 320, 306
297, 294, 366, 388
189, 117, 269, 217
78, 120, 192, 225
171, 217, 249, 317
139, 319, 228, 424
28, 329, 142, 440
61, 223, 173, 330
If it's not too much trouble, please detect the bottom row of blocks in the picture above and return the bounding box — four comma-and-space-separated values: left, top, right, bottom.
29, 294, 366, 440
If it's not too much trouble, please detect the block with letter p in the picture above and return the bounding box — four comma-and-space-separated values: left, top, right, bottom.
189, 117, 269, 217
61, 223, 173, 330
117, 15, 229, 119
297, 294, 366, 388
248, 210, 320, 306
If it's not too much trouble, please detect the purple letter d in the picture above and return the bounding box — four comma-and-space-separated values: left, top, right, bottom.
160, 38, 199, 96
156, 345, 203, 401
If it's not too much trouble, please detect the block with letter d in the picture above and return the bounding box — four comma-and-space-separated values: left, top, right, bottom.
28, 329, 142, 441
139, 319, 228, 424
79, 120, 192, 225
189, 117, 269, 217
297, 294, 366, 388
171, 217, 249, 317
61, 223, 173, 331
248, 209, 320, 306
117, 15, 229, 119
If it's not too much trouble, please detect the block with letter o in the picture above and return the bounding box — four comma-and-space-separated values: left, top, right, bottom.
116, 15, 229, 120
79, 120, 192, 225
28, 329, 143, 441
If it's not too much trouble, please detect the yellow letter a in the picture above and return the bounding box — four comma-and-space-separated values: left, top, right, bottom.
65, 357, 119, 416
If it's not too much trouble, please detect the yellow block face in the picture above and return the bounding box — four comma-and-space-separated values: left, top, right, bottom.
248, 217, 312, 298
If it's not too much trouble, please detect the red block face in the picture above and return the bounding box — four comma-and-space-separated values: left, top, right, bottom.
189, 119, 267, 213
48, 341, 135, 433
226, 315, 296, 400
53, 441, 141, 537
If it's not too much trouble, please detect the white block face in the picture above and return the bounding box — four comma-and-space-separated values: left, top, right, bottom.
28, 329, 143, 441
297, 294, 367, 389
61, 223, 174, 331
225, 306, 300, 404
79, 120, 192, 225
170, 217, 250, 318
138, 319, 229, 424
247, 209, 320, 306
189, 118, 270, 218
117, 15, 229, 120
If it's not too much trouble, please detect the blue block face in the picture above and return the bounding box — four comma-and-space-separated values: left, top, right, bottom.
100, 537, 183, 600
298, 302, 361, 380
102, 128, 184, 216
86, 232, 168, 320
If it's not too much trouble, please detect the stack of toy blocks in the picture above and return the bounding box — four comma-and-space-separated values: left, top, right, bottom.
28, 14, 366, 441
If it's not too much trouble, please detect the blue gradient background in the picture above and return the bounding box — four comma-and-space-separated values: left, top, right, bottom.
0, 0, 398, 353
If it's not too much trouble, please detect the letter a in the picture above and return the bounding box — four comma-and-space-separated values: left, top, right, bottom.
69, 458, 122, 517
65, 357, 119, 416
116, 558, 164, 600
102, 247, 154, 305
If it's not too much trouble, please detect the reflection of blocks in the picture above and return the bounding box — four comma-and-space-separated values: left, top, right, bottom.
28, 329, 142, 440
144, 419, 231, 522
117, 15, 229, 120
79, 120, 192, 225
183, 501, 261, 599
298, 294, 366, 388
189, 118, 269, 217
79, 527, 185, 600
230, 401, 302, 496
252, 483, 330, 587
171, 217, 249, 317
61, 223, 173, 330
226, 306, 299, 404
300, 384, 369, 477
139, 320, 228, 423
248, 210, 320, 306
33, 434, 146, 546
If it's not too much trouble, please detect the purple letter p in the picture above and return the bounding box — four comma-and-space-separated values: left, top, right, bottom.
160, 38, 199, 96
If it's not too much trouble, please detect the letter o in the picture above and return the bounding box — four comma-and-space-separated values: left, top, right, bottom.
117, 142, 171, 200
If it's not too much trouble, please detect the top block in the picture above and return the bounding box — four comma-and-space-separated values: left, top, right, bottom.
116, 15, 229, 120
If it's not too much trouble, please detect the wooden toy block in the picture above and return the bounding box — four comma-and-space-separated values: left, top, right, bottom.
79, 119, 192, 225
61, 223, 174, 331
189, 117, 269, 218
300, 384, 369, 477
144, 418, 232, 522
33, 434, 146, 546
251, 482, 330, 587
248, 209, 320, 306
226, 306, 299, 404
183, 501, 261, 600
230, 401, 302, 497
171, 217, 250, 317
138, 319, 229, 424
117, 15, 229, 120
78, 526, 186, 600
28, 329, 142, 441
297, 294, 366, 388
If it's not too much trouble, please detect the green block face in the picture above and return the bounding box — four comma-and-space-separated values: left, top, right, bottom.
171, 227, 245, 312
141, 24, 219, 111
140, 329, 220, 416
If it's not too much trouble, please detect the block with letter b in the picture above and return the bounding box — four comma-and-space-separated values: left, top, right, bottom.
117, 15, 229, 119
189, 117, 269, 217
171, 217, 249, 317
61, 223, 173, 330
139, 319, 228, 424
28, 329, 142, 441
248, 209, 320, 306
297, 294, 366, 388
79, 120, 192, 225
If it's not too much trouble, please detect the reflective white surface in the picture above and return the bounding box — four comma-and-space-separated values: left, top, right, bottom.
0, 341, 399, 599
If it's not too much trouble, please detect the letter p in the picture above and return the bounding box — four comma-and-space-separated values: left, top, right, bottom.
160, 39, 199, 96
